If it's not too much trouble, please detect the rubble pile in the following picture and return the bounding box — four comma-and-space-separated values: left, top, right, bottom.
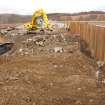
0, 24, 79, 56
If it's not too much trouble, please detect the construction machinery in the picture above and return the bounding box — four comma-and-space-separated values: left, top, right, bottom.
0, 32, 14, 55
24, 9, 53, 33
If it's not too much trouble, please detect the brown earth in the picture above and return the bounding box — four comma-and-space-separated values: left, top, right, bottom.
0, 26, 105, 105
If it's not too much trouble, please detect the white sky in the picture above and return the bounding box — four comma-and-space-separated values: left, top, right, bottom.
0, 0, 105, 15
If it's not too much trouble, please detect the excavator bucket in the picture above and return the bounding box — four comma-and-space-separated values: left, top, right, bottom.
0, 32, 14, 55
0, 43, 14, 55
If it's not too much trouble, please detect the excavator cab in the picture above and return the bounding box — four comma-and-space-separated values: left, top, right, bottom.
36, 18, 44, 28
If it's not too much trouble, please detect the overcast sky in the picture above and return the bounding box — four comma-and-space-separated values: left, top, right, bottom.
0, 0, 105, 15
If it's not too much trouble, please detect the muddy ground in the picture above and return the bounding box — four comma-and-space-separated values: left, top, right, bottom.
0, 26, 105, 105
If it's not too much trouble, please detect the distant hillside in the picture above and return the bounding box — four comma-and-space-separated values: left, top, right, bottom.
0, 14, 31, 24
71, 11, 105, 21
48, 11, 105, 21
0, 11, 105, 24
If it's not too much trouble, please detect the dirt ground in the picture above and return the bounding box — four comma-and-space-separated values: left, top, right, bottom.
0, 26, 105, 105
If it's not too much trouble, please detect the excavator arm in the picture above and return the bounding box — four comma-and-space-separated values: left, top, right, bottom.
31, 9, 43, 28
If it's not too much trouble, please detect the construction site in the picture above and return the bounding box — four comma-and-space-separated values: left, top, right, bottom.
0, 1, 105, 105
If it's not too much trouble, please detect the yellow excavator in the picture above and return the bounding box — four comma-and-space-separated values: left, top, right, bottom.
24, 9, 53, 32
